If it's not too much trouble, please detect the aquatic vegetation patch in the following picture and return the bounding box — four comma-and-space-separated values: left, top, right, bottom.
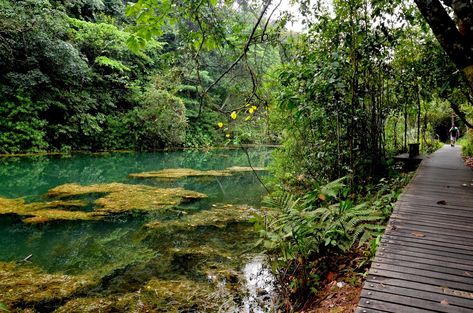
0, 197, 99, 224
129, 168, 233, 179
145, 203, 257, 230
129, 166, 267, 180
54, 294, 148, 313
0, 183, 206, 224
47, 183, 206, 213
55, 277, 232, 313
0, 262, 95, 308
142, 277, 231, 312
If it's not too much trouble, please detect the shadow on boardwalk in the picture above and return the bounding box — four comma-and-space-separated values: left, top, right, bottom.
356, 145, 473, 313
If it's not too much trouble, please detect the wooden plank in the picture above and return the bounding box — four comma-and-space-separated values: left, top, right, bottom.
388, 223, 473, 240
367, 269, 473, 293
383, 233, 473, 252
357, 146, 473, 312
379, 242, 473, 262
391, 209, 473, 223
374, 256, 473, 279
360, 289, 473, 313
377, 246, 473, 268
396, 202, 473, 213
375, 251, 473, 272
385, 229, 473, 248
358, 298, 443, 313
355, 308, 390, 313
365, 276, 473, 302
369, 263, 473, 286
380, 236, 473, 256
390, 213, 473, 231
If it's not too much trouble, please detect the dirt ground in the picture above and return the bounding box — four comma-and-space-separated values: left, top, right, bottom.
303, 279, 362, 313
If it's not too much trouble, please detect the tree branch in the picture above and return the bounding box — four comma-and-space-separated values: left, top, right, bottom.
203, 0, 272, 95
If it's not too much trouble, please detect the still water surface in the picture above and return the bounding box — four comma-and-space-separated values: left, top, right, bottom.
0, 148, 275, 312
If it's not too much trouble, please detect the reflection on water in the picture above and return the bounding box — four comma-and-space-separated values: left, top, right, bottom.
242, 255, 277, 313
0, 148, 276, 312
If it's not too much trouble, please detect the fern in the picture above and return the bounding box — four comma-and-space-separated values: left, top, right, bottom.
95, 56, 130, 72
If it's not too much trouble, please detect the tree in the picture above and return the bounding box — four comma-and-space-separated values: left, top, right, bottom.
414, 0, 473, 92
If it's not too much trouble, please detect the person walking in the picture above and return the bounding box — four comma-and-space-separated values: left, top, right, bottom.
449, 124, 460, 147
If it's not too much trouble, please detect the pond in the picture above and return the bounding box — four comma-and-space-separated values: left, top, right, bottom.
0, 148, 276, 312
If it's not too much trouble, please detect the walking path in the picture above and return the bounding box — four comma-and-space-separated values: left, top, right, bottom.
356, 145, 473, 313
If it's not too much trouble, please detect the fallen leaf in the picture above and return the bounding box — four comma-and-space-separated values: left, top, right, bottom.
464, 271, 472, 277
327, 271, 336, 282
318, 194, 326, 201
437, 200, 447, 205
440, 299, 449, 305
412, 232, 425, 237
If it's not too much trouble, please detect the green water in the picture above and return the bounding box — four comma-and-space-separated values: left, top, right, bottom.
0, 148, 274, 311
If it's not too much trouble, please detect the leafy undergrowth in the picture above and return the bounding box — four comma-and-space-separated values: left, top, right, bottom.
257, 172, 412, 311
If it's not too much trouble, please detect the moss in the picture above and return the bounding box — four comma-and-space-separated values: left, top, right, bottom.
129, 166, 267, 180
54, 278, 224, 313
21, 210, 100, 224
146, 203, 256, 230
142, 277, 224, 312
0, 262, 95, 308
225, 166, 267, 172
128, 168, 233, 179
0, 183, 206, 224
0, 197, 99, 224
48, 183, 206, 214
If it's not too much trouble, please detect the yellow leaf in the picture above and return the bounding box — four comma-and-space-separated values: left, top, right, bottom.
245, 116, 251, 121
230, 111, 237, 119
218, 122, 223, 128
318, 194, 326, 201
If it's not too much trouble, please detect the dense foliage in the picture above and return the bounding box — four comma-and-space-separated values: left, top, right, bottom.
2, 0, 473, 310
0, 0, 274, 153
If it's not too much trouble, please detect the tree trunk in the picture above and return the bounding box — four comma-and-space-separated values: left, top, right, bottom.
414, 0, 473, 92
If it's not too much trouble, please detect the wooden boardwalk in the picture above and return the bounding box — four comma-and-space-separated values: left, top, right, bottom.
356, 145, 473, 313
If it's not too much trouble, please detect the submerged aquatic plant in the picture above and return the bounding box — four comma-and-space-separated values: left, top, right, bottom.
0, 262, 95, 308
145, 203, 257, 230
129, 166, 267, 180
0, 183, 206, 224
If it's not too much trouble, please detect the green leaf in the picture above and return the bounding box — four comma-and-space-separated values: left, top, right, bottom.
0, 303, 10, 313
95, 56, 131, 72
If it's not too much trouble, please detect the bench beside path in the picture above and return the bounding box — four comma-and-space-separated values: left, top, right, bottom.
356, 145, 473, 313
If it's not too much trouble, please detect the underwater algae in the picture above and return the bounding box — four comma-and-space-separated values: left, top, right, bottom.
129, 166, 267, 180
146, 203, 257, 230
54, 276, 236, 313
0, 262, 95, 309
47, 183, 207, 213
0, 183, 206, 224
